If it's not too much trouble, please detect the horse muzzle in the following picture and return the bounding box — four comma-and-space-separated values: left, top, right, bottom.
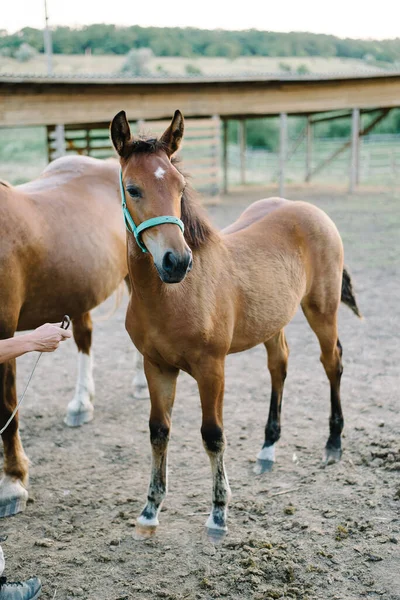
156, 249, 193, 284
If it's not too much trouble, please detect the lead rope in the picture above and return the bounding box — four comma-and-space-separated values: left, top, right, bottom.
0, 316, 71, 436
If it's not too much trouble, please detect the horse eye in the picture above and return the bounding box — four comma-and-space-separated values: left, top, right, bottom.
127, 186, 142, 199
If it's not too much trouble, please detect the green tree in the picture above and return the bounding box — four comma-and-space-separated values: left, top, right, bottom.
297, 64, 310, 75
120, 47, 154, 76
1, 25, 400, 63
15, 43, 37, 62
185, 63, 202, 75
279, 62, 292, 72
156, 64, 169, 75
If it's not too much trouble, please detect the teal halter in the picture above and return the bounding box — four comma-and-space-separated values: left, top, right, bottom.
119, 168, 185, 253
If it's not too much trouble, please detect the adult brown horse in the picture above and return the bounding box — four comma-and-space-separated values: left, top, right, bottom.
111, 109, 361, 537
0, 155, 146, 518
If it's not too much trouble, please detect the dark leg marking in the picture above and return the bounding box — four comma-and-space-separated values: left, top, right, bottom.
256, 332, 288, 474
325, 339, 344, 463
201, 424, 230, 537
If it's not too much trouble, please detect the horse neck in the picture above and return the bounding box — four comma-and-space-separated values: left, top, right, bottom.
126, 230, 226, 304
127, 238, 174, 302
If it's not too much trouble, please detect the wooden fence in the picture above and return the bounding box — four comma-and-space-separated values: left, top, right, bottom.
47, 116, 221, 199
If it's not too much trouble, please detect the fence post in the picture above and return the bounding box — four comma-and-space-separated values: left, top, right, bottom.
53, 124, 66, 159
239, 119, 246, 185
279, 112, 288, 197
212, 115, 221, 196
349, 108, 360, 193
305, 116, 312, 182
137, 119, 145, 136
222, 119, 228, 194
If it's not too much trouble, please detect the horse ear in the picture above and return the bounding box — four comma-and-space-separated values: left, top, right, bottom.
160, 110, 184, 157
110, 110, 132, 157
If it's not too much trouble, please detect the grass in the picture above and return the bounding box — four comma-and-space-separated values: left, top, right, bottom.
0, 54, 391, 77
0, 127, 47, 184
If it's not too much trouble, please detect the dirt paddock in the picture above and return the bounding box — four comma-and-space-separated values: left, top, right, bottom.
1, 185, 399, 600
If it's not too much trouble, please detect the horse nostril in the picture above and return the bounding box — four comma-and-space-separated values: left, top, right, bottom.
162, 251, 178, 273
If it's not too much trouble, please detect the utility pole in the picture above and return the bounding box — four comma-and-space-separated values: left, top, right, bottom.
43, 0, 53, 75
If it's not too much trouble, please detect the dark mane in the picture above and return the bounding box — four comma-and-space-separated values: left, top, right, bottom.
173, 158, 218, 250
180, 182, 218, 250
123, 135, 218, 250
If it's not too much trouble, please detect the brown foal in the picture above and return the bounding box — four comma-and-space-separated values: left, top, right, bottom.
111, 109, 361, 536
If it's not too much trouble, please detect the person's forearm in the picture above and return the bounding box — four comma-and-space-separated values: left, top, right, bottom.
0, 334, 36, 363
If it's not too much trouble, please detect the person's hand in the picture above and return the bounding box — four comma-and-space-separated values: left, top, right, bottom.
27, 323, 72, 352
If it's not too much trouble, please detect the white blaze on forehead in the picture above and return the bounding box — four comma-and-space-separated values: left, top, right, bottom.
154, 166, 166, 179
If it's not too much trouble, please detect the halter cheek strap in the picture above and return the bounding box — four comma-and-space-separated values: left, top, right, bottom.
119, 169, 185, 253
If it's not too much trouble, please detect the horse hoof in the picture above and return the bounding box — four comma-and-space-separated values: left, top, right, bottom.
205, 512, 227, 543
254, 458, 274, 474
0, 476, 28, 518
255, 445, 275, 474
64, 407, 94, 427
205, 526, 226, 544
323, 447, 342, 465
133, 522, 157, 540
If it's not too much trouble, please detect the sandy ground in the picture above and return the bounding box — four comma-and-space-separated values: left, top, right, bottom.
0, 186, 399, 600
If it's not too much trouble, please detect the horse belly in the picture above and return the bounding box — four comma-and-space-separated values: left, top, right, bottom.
229, 271, 305, 354
17, 246, 127, 331
229, 305, 297, 353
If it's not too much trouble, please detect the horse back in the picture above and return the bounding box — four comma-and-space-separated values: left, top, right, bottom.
222, 197, 290, 236
221, 198, 344, 351
0, 156, 127, 331
223, 198, 343, 278
17, 155, 119, 193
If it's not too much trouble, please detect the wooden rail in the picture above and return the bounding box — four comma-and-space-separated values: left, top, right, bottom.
2, 73, 400, 127
47, 116, 221, 197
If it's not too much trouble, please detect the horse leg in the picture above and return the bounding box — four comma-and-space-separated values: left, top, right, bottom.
255, 330, 289, 474
0, 324, 29, 517
136, 358, 178, 537
195, 360, 231, 538
64, 312, 95, 427
124, 276, 148, 399
132, 349, 149, 399
302, 302, 343, 464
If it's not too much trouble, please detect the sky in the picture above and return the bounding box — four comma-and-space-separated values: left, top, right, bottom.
2, 0, 400, 39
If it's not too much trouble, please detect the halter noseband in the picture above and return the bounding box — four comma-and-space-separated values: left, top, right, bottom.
119, 169, 185, 253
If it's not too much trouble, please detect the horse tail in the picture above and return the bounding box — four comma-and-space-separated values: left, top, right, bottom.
92, 280, 126, 323
341, 267, 362, 318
